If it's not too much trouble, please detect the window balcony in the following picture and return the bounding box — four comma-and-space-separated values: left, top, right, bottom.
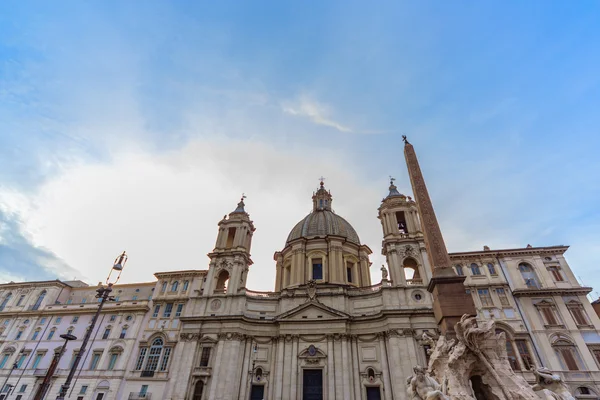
140, 370, 155, 377
406, 278, 423, 286
33, 368, 47, 377
128, 393, 151, 399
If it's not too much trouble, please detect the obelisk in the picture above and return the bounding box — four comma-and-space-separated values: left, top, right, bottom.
403, 136, 476, 334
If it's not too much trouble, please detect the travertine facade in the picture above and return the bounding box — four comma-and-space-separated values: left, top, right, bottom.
0, 181, 599, 399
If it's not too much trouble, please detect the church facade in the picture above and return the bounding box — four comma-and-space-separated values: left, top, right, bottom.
0, 143, 599, 400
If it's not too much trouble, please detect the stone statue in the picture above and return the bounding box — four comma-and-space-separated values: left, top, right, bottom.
406, 366, 448, 400
423, 314, 540, 400
381, 265, 388, 280
532, 367, 575, 400
421, 332, 437, 355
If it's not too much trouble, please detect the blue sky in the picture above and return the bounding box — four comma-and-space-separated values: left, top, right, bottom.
0, 1, 599, 292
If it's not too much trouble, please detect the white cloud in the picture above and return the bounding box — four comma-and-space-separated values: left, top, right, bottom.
282, 96, 354, 133
13, 139, 390, 291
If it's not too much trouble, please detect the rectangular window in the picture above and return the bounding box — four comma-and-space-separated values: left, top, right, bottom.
120, 327, 127, 339
541, 307, 558, 325
16, 295, 25, 306
55, 317, 62, 324
109, 315, 116, 322
548, 266, 564, 282
152, 305, 160, 318
570, 308, 588, 326
140, 385, 149, 395
135, 348, 147, 370
455, 265, 464, 276
16, 353, 28, 368
102, 328, 111, 340
346, 264, 353, 283
160, 347, 171, 371
15, 330, 23, 340
226, 228, 236, 248
90, 353, 101, 370
496, 288, 510, 306
487, 263, 497, 275
559, 348, 579, 370
592, 348, 600, 367
470, 264, 481, 275
505, 341, 520, 371
183, 281, 189, 291
478, 289, 493, 307
32, 353, 44, 369
175, 304, 183, 317
72, 316, 79, 323
515, 340, 533, 370
312, 258, 323, 280
82, 298, 86, 304
39, 317, 46, 325
200, 347, 211, 367
0, 354, 9, 368
80, 385, 88, 394
48, 330, 55, 340
163, 303, 173, 318
108, 353, 118, 370
503, 308, 515, 318
67, 299, 72, 304
32, 330, 39, 340
19, 384, 26, 393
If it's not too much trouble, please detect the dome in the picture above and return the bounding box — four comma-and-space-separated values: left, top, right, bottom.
286, 210, 361, 245
285, 181, 361, 245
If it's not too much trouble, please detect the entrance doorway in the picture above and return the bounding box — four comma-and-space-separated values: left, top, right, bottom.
366, 387, 382, 400
303, 369, 323, 400
250, 385, 264, 400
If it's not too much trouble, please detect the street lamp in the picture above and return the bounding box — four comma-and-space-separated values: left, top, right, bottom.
32, 333, 77, 400
56, 252, 127, 400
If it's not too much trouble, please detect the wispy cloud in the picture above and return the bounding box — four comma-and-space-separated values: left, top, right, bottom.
282, 96, 353, 133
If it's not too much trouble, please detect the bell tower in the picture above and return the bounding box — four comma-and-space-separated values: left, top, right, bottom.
378, 178, 430, 286
205, 196, 255, 296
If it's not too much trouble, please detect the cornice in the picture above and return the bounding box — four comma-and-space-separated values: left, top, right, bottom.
512, 286, 592, 297
154, 270, 208, 279
449, 245, 569, 259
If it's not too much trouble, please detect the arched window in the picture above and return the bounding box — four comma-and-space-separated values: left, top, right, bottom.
487, 263, 497, 275
182, 281, 189, 291
455, 265, 464, 276
0, 293, 12, 311
552, 337, 581, 371
367, 368, 376, 382
32, 328, 41, 341
518, 263, 540, 288
161, 282, 167, 292
215, 271, 230, 294
171, 281, 179, 292
470, 263, 481, 276
32, 290, 47, 310
404, 258, 421, 284
255, 367, 263, 381
47, 328, 56, 340
136, 337, 172, 373
193, 381, 204, 400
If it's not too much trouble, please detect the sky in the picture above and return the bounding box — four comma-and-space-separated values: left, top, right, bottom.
0, 1, 599, 294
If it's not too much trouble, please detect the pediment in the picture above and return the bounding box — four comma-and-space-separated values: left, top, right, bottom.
276, 301, 350, 322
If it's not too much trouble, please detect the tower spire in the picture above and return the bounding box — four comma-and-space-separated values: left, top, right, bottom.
403, 137, 475, 335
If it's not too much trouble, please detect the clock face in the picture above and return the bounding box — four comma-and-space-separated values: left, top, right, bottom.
308, 345, 317, 356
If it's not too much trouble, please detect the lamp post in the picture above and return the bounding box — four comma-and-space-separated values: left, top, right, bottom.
56, 252, 127, 400
32, 333, 77, 400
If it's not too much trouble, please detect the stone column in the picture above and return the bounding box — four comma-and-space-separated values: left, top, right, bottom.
225, 337, 243, 399
208, 338, 226, 399
283, 336, 292, 397
267, 338, 278, 400
290, 336, 299, 399
274, 336, 285, 399
341, 335, 352, 400
351, 336, 361, 400
334, 335, 344, 397
238, 337, 252, 399
217, 340, 233, 396
327, 336, 336, 400
387, 331, 405, 398
378, 334, 392, 400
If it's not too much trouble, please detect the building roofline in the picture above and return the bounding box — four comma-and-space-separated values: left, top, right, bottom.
0, 279, 76, 289
154, 269, 208, 279
449, 245, 569, 258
